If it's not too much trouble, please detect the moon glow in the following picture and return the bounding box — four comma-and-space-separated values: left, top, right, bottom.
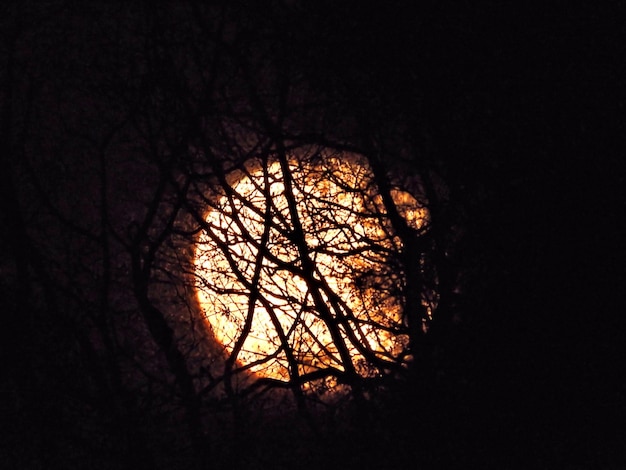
194, 152, 429, 390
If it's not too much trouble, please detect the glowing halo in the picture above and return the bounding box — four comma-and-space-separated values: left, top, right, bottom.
194, 151, 429, 392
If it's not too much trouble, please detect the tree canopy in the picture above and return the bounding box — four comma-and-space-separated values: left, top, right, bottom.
1, 1, 623, 469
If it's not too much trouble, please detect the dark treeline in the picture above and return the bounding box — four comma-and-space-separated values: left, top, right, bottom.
1, 1, 624, 469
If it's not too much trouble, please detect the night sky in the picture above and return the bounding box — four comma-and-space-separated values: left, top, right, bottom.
1, 1, 624, 469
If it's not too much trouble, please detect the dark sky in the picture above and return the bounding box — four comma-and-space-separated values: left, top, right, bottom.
1, 1, 624, 468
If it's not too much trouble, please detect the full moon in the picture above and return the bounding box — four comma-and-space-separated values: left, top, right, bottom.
194, 151, 429, 391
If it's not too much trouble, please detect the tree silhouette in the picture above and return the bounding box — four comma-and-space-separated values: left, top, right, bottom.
190, 148, 434, 396
0, 1, 471, 467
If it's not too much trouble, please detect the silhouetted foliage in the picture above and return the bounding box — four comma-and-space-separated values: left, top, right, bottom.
2, 1, 624, 469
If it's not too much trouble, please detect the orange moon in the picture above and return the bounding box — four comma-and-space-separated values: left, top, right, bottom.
194, 152, 428, 388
